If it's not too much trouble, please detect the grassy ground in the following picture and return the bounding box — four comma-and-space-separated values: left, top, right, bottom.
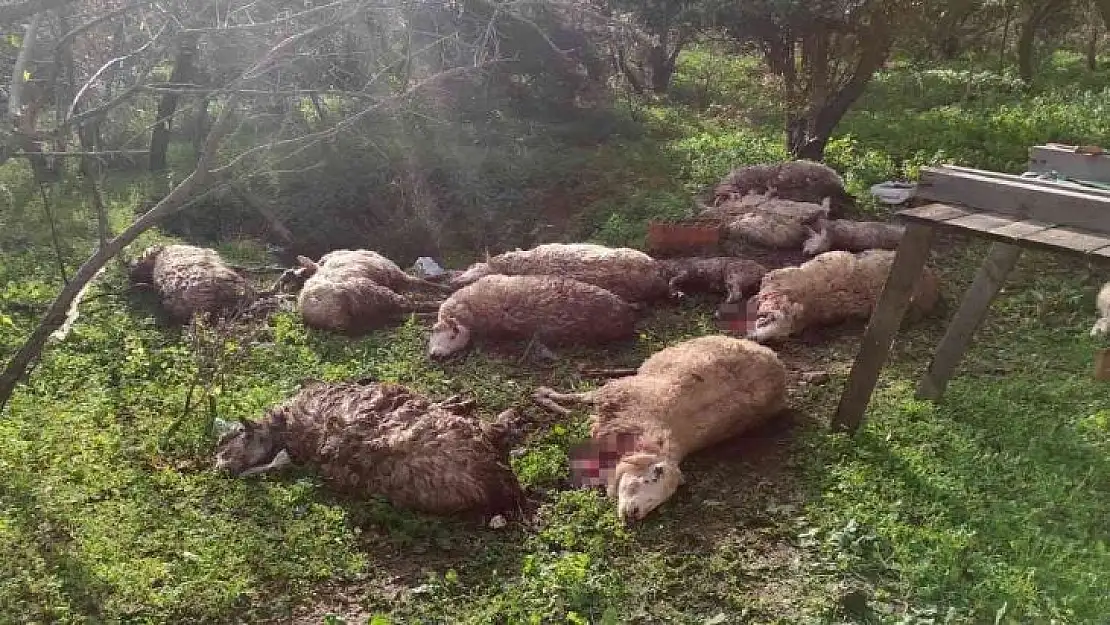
1, 50, 1110, 624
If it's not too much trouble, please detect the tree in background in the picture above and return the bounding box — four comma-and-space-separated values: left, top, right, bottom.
709, 0, 911, 160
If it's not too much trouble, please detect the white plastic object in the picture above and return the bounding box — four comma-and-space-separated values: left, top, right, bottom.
412, 256, 445, 278
870, 181, 917, 205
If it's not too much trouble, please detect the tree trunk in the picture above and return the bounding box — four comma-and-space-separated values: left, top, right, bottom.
0, 99, 238, 414
999, 3, 1013, 70
1096, 0, 1110, 29
786, 19, 892, 161
616, 46, 646, 94
149, 33, 199, 173
1018, 0, 1067, 85
646, 39, 683, 94
1088, 7, 1101, 71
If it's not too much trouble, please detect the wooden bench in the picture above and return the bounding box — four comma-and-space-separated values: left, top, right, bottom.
832, 145, 1110, 433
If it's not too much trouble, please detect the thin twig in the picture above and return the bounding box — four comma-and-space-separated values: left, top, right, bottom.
37, 183, 69, 285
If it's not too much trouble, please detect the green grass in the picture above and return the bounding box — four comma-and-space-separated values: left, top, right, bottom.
2, 50, 1110, 624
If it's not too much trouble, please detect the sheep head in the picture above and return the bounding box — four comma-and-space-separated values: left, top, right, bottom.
295, 255, 321, 279
610, 452, 684, 524
747, 291, 803, 343
428, 316, 472, 359
451, 261, 493, 287
127, 245, 164, 284
214, 413, 290, 476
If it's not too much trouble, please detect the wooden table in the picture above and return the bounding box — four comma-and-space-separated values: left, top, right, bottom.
832, 146, 1110, 433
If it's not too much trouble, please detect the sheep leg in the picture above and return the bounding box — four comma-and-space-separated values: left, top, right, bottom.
668, 271, 690, 300
519, 334, 558, 366
531, 386, 593, 415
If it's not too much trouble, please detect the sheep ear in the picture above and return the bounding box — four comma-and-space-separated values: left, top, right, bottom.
296, 255, 318, 270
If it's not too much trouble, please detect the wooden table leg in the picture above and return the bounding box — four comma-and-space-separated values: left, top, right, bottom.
916, 242, 1021, 401
832, 223, 936, 434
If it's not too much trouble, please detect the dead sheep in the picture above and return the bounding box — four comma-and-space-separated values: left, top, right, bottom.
450, 243, 672, 303
747, 249, 940, 343
128, 244, 257, 322
214, 379, 526, 517
711, 196, 831, 251
290, 249, 450, 295
725, 210, 814, 250
298, 276, 439, 335
659, 256, 768, 304
428, 274, 638, 360
712, 160, 854, 217
294, 249, 442, 334
802, 217, 905, 256
1091, 282, 1110, 337
700, 191, 830, 224
532, 335, 788, 524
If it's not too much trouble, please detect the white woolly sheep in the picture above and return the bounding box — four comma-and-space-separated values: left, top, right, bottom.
700, 191, 831, 224
293, 249, 450, 295
659, 256, 768, 304
428, 274, 638, 360
214, 378, 526, 517
747, 249, 940, 343
712, 160, 854, 218
532, 334, 788, 524
1090, 282, 1110, 337
128, 244, 257, 322
725, 210, 814, 250
449, 243, 672, 303
294, 249, 443, 334
802, 217, 905, 256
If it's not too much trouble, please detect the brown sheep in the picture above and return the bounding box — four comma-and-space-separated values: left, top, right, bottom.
128, 244, 257, 322
449, 243, 672, 303
659, 256, 768, 304
747, 249, 940, 343
214, 379, 526, 517
532, 335, 788, 524
428, 274, 638, 360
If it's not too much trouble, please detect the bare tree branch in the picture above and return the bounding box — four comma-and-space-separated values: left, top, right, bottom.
66, 23, 171, 123
8, 12, 42, 122
55, 0, 154, 49
212, 62, 497, 176
0, 95, 241, 413
0, 0, 77, 25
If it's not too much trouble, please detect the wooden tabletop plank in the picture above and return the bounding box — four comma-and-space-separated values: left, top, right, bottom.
896, 203, 971, 222
1020, 227, 1110, 253
915, 166, 1110, 234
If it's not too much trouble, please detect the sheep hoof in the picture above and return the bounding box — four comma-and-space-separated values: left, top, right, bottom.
532, 388, 572, 415
488, 514, 508, 529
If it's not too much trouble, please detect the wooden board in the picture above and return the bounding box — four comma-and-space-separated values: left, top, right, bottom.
914, 166, 1110, 234
832, 223, 936, 433
917, 243, 1022, 401
944, 163, 1110, 198
897, 204, 1110, 261
1028, 144, 1110, 184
